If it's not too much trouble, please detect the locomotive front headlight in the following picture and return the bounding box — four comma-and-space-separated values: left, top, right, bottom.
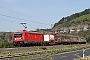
14, 38, 16, 40
19, 38, 22, 40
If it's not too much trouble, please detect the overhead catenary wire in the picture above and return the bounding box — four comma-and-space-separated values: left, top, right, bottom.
0, 6, 51, 30
0, 6, 49, 25
0, 13, 49, 25
0, 18, 19, 23
0, 18, 44, 28
1, 7, 46, 22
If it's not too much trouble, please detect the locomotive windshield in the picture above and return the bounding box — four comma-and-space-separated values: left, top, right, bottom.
14, 32, 22, 37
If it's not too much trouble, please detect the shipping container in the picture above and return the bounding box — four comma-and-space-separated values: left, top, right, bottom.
44, 34, 54, 42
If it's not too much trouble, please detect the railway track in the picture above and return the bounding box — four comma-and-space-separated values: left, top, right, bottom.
0, 44, 89, 52
0, 44, 90, 60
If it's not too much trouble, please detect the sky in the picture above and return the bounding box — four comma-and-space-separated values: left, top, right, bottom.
0, 0, 90, 31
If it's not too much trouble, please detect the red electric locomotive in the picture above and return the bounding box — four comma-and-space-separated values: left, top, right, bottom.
12, 30, 44, 46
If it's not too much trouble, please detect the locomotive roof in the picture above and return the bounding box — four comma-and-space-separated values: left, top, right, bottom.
28, 31, 43, 34
14, 30, 43, 34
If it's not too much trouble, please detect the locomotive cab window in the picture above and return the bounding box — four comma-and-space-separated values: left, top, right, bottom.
14, 32, 22, 37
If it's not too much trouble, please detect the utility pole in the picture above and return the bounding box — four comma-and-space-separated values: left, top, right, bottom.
20, 22, 27, 30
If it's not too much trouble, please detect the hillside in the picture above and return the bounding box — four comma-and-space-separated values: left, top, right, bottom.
54, 14, 90, 28
52, 9, 90, 33
53, 9, 90, 28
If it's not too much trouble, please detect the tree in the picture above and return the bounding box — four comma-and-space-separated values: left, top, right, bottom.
36, 28, 40, 32
5, 32, 12, 41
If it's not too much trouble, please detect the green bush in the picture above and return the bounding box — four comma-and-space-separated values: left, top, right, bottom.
0, 39, 13, 48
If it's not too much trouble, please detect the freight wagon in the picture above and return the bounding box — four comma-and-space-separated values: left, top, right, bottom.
52, 33, 86, 44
